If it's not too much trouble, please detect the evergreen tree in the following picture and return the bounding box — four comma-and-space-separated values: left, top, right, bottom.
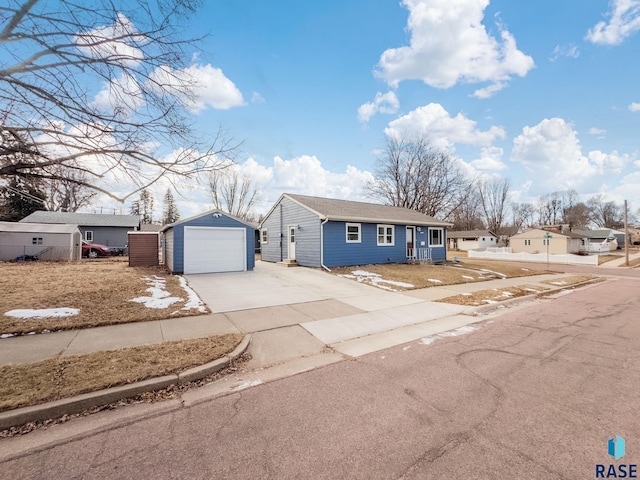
0, 177, 46, 221
162, 189, 180, 225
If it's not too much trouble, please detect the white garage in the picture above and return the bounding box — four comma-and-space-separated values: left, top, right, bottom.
162, 211, 255, 274
184, 227, 246, 274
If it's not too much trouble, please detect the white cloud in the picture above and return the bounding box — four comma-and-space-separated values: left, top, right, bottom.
357, 91, 400, 123
586, 0, 640, 45
376, 0, 534, 95
92, 73, 145, 118
470, 147, 507, 171
549, 44, 580, 62
511, 118, 632, 193
251, 92, 266, 104
75, 13, 145, 67
385, 103, 506, 148
588, 127, 607, 135
629, 102, 640, 112
149, 63, 244, 112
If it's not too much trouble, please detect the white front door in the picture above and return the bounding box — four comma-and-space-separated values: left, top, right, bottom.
406, 226, 415, 258
288, 225, 296, 260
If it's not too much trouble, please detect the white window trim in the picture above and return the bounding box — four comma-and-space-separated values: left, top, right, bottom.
346, 223, 361, 243
261, 229, 268, 244
429, 227, 444, 247
84, 230, 93, 242
377, 224, 394, 246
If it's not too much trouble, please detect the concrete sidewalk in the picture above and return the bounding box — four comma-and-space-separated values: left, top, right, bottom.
598, 251, 640, 268
0, 271, 576, 367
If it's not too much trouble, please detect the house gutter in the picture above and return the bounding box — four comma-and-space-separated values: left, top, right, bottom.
320, 218, 330, 272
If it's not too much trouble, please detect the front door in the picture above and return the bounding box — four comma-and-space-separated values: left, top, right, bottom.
288, 225, 296, 260
406, 226, 415, 258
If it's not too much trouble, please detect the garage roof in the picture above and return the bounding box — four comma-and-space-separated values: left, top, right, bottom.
20, 211, 140, 228
0, 221, 80, 234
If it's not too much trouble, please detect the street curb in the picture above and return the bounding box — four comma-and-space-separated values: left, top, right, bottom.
0, 334, 251, 431
461, 279, 602, 316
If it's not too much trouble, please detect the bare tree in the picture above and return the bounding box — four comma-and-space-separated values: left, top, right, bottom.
511, 202, 537, 231
450, 189, 484, 230
130, 188, 154, 223
42, 166, 96, 212
209, 170, 259, 221
587, 195, 623, 228
367, 135, 471, 219
0, 1, 239, 201
477, 177, 511, 234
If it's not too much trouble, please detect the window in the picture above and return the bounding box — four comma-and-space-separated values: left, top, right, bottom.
525, 239, 531, 246
429, 228, 443, 247
261, 229, 268, 244
377, 225, 394, 246
543, 239, 549, 246
84, 231, 93, 242
346, 223, 361, 243
32, 237, 43, 245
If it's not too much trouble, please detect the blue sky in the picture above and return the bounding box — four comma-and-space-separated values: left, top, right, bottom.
92, 0, 640, 219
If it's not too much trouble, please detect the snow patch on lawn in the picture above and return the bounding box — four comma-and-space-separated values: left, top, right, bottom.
130, 275, 183, 309
550, 281, 566, 285
483, 299, 498, 304
462, 275, 474, 280
479, 269, 507, 278
174, 276, 207, 313
501, 292, 514, 297
1, 333, 15, 338
428, 278, 442, 283
338, 270, 414, 291
4, 308, 79, 319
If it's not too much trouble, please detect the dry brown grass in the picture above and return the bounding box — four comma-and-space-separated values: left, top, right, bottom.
0, 333, 242, 412
619, 257, 640, 267
598, 254, 623, 265
0, 258, 209, 335
332, 260, 546, 290
540, 275, 594, 286
435, 284, 550, 306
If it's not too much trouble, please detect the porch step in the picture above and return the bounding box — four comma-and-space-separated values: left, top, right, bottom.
278, 259, 298, 267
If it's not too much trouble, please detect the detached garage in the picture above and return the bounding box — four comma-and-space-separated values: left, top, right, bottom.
162, 211, 255, 274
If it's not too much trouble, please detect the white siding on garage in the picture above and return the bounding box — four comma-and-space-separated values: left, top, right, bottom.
164, 229, 174, 272
183, 227, 246, 274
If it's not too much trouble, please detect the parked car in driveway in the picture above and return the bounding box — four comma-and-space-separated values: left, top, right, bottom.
82, 241, 116, 258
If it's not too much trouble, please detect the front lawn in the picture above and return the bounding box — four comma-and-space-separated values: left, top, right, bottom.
331, 260, 548, 291
0, 258, 209, 335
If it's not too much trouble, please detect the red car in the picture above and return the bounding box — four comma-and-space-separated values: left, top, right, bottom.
82, 240, 116, 258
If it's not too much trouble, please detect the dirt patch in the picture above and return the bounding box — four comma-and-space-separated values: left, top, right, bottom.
435, 284, 550, 306
540, 275, 594, 287
0, 333, 243, 412
0, 259, 209, 335
332, 260, 547, 291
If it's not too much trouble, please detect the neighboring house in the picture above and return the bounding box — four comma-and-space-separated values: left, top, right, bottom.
510, 228, 587, 255
260, 193, 452, 268
495, 226, 521, 247
162, 210, 255, 274
447, 230, 497, 251
20, 211, 139, 248
0, 221, 82, 261
573, 228, 623, 250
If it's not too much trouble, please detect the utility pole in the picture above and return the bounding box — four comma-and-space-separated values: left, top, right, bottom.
624, 199, 629, 266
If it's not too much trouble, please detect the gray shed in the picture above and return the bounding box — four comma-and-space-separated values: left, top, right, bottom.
0, 222, 82, 261
162, 210, 255, 274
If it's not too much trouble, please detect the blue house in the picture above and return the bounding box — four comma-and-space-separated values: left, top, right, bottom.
260, 194, 452, 268
162, 210, 255, 274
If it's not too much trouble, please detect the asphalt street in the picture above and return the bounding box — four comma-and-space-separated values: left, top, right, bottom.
2, 274, 640, 479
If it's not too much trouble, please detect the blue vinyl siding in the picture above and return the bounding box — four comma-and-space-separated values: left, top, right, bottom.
165, 212, 255, 273
261, 197, 321, 267
323, 222, 447, 267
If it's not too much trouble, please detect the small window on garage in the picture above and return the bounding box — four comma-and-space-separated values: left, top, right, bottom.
346, 223, 361, 243
377, 225, 394, 246
429, 228, 443, 247
261, 229, 268, 244
85, 231, 93, 242
32, 237, 43, 245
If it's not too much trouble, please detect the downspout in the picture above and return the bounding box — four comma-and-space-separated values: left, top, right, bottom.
279, 203, 283, 262
320, 218, 331, 272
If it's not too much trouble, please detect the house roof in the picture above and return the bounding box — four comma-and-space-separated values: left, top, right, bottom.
447, 230, 495, 239
0, 221, 80, 234
278, 193, 452, 227
19, 211, 140, 228
495, 226, 520, 237
511, 228, 588, 240
572, 228, 615, 239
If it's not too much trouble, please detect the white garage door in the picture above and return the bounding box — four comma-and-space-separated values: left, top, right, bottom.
183, 227, 246, 274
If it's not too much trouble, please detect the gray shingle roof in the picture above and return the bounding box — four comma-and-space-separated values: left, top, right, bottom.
286, 194, 452, 227
0, 221, 80, 234
20, 211, 140, 228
